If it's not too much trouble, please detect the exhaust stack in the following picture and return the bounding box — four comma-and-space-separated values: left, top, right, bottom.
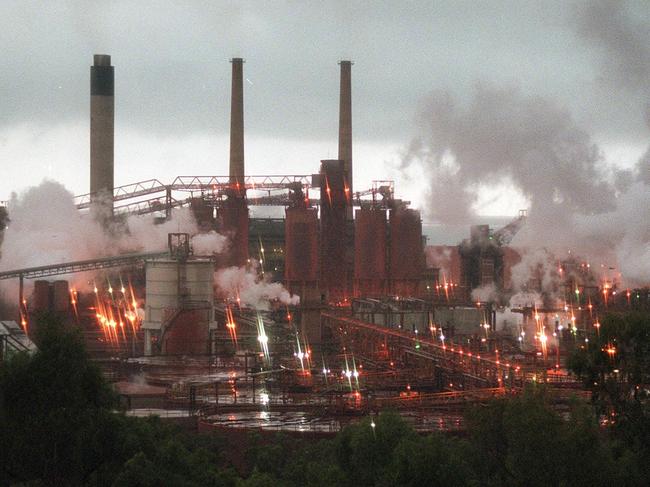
229, 58, 245, 191
90, 54, 114, 212
338, 60, 353, 202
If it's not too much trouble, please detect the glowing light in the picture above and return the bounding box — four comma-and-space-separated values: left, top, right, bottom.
256, 312, 270, 362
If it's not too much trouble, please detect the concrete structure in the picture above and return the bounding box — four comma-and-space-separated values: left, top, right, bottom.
229, 58, 245, 190
220, 58, 249, 267
90, 54, 114, 212
338, 60, 353, 218
142, 258, 215, 355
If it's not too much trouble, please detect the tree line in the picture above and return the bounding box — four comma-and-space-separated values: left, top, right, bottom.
1, 313, 649, 486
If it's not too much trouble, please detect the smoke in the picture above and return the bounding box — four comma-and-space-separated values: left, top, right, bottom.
425, 245, 461, 284
0, 180, 111, 271
404, 85, 616, 224
215, 265, 299, 310
508, 291, 544, 310
574, 0, 650, 95
0, 180, 230, 303
508, 247, 559, 296
405, 84, 650, 288
191, 231, 229, 256
471, 283, 498, 303
425, 246, 452, 274
118, 207, 199, 253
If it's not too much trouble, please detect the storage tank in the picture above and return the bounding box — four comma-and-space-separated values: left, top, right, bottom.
285, 206, 319, 289
142, 258, 214, 355
354, 207, 387, 296
389, 207, 424, 297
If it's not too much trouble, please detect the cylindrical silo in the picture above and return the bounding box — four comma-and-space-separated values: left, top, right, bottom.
354, 207, 387, 296
143, 257, 214, 356
285, 206, 319, 296
144, 258, 214, 326
389, 207, 424, 297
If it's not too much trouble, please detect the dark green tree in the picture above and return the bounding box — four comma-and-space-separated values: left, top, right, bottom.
0, 313, 116, 485
568, 311, 650, 483
0, 314, 239, 486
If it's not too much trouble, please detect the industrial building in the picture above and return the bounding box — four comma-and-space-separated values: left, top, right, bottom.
1, 54, 648, 434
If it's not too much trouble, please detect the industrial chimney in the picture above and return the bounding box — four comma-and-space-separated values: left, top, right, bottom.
90, 54, 114, 213
229, 58, 245, 191
338, 60, 353, 205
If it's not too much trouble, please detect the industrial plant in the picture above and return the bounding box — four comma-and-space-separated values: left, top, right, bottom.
1, 54, 648, 435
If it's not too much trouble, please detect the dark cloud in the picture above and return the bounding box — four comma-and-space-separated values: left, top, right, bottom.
2, 0, 645, 146
574, 0, 650, 93
404, 84, 615, 223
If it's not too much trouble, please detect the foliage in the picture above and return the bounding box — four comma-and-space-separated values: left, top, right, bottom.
567, 311, 650, 483
1, 312, 650, 486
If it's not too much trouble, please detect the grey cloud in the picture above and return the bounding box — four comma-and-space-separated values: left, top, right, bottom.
3, 0, 644, 146
574, 0, 650, 94
405, 84, 615, 223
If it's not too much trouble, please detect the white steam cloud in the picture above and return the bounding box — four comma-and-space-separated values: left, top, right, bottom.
0, 180, 229, 303
215, 265, 300, 310
190, 231, 229, 256
404, 84, 650, 289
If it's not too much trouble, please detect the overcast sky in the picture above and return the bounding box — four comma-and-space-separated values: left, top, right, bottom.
1, 0, 649, 220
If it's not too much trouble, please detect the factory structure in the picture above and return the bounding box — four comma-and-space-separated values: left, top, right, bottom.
1, 54, 648, 432
84, 54, 429, 350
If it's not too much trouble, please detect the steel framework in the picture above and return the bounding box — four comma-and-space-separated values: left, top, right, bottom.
72, 176, 409, 218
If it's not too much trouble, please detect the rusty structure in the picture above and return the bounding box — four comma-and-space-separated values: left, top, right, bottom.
284, 185, 319, 298
319, 159, 352, 302
338, 60, 353, 213
354, 207, 387, 296
4, 57, 631, 436
389, 207, 424, 297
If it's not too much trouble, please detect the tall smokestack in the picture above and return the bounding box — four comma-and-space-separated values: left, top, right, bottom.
229, 58, 245, 191
90, 54, 114, 211
338, 60, 353, 203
